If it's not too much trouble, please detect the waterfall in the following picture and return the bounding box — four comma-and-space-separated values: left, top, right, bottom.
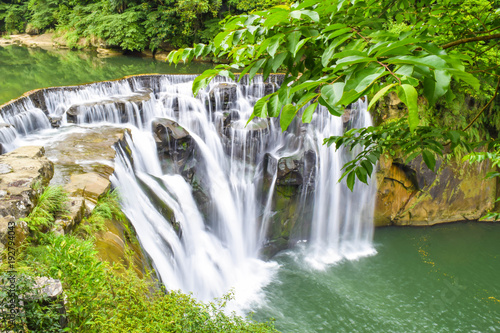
0, 74, 376, 306
306, 100, 377, 269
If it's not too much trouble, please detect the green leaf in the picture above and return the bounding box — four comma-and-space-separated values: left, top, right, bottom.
268, 94, 281, 117
346, 171, 355, 191
355, 166, 368, 184
300, 10, 320, 22
291, 80, 322, 93
287, 31, 301, 55
194, 43, 205, 57
368, 83, 398, 110
267, 34, 284, 57
302, 102, 318, 123
335, 55, 375, 69
248, 58, 266, 82
422, 150, 436, 171
295, 37, 310, 56
401, 84, 419, 132
326, 28, 353, 41
375, 38, 421, 57
352, 68, 387, 93
322, 23, 348, 33
214, 30, 233, 48
361, 159, 374, 176
320, 82, 345, 110
297, 92, 318, 108
423, 69, 451, 104
271, 52, 288, 72
447, 69, 480, 90
280, 104, 297, 131
264, 9, 290, 27
247, 95, 269, 124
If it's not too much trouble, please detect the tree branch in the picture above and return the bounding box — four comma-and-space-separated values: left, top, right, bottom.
463, 78, 500, 131
441, 33, 500, 49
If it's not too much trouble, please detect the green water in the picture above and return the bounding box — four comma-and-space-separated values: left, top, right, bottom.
0, 45, 212, 105
253, 222, 500, 332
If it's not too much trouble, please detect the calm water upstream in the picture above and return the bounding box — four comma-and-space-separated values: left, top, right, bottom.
1, 45, 499, 332
0, 45, 212, 105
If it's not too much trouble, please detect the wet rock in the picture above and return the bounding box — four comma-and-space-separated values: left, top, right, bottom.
264, 150, 316, 187
94, 217, 152, 278
208, 83, 237, 111
136, 174, 182, 238
260, 150, 317, 257
65, 90, 151, 124
277, 156, 303, 186
48, 115, 62, 128
44, 126, 129, 185
153, 118, 194, 174
0, 217, 28, 252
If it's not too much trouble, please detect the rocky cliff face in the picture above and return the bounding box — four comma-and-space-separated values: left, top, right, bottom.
0, 146, 53, 250
375, 155, 496, 226
0, 128, 149, 274
372, 92, 497, 226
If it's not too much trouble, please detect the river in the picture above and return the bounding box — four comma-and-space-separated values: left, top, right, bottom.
1, 45, 499, 332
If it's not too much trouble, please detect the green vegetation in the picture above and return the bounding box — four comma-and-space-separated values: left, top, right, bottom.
75, 189, 125, 237
0, 0, 283, 51
1, 187, 277, 332
169, 0, 500, 190
21, 185, 68, 234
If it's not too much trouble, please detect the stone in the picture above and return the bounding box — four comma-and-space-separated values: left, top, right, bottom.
0, 146, 54, 247
65, 90, 151, 124
0, 163, 13, 174
64, 172, 110, 204
152, 118, 194, 174
48, 115, 62, 128
208, 83, 237, 111
43, 126, 129, 185
374, 155, 496, 226
94, 217, 151, 278
25, 277, 68, 330
53, 197, 90, 235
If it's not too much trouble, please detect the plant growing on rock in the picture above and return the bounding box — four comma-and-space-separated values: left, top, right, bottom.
22, 185, 68, 234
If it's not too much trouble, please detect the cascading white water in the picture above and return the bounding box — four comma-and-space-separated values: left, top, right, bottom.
0, 74, 376, 308
306, 101, 377, 269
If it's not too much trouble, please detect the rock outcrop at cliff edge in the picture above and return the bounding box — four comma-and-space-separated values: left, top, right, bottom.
374, 155, 496, 226
0, 146, 54, 249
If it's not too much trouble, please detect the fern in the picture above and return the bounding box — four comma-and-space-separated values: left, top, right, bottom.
23, 186, 68, 232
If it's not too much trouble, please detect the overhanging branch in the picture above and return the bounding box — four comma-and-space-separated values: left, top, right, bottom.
441, 33, 500, 49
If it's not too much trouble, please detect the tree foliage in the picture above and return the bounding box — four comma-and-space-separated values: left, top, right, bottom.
169, 0, 500, 189
0, 0, 283, 51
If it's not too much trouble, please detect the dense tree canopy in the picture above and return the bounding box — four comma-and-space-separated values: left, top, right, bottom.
0, 0, 282, 51
169, 0, 500, 189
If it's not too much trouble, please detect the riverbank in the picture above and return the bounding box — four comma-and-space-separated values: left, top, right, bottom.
0, 33, 170, 60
